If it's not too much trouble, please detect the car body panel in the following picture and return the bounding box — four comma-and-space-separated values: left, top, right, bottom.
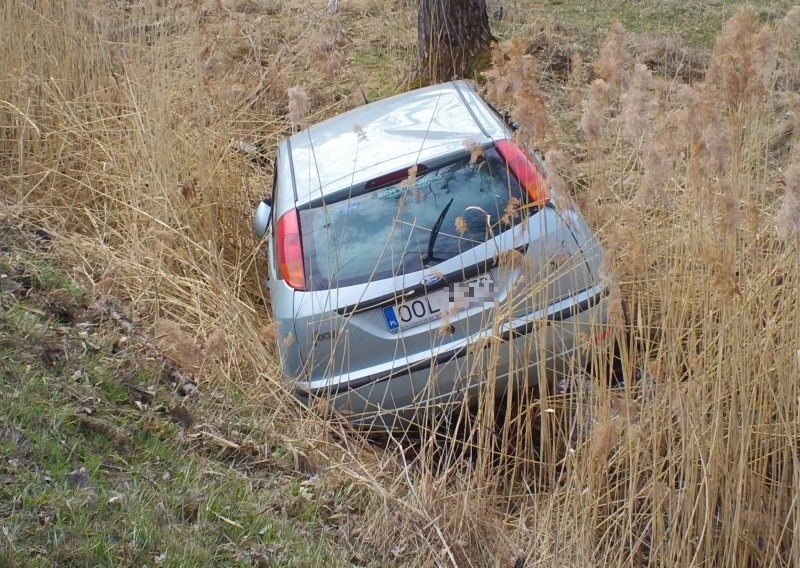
296, 289, 607, 431
261, 80, 609, 430
283, 81, 509, 206
287, 204, 599, 391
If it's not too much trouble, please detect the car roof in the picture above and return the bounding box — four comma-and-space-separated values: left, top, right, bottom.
281, 80, 510, 205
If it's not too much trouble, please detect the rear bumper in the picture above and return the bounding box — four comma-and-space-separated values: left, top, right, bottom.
296, 284, 609, 431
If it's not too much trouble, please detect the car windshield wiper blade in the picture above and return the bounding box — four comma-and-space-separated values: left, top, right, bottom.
425, 198, 453, 265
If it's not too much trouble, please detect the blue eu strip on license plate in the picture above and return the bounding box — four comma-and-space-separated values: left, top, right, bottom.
383, 305, 400, 333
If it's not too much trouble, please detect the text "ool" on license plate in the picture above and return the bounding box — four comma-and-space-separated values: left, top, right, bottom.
383, 274, 494, 333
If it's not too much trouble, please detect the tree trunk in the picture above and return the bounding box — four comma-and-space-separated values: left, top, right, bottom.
417, 0, 493, 84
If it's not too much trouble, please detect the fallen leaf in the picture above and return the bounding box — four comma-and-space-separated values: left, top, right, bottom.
108, 493, 125, 504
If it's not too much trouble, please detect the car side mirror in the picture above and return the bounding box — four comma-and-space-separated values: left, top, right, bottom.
253, 199, 273, 239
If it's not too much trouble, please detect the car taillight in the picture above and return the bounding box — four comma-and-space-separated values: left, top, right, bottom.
276, 209, 306, 291
495, 140, 550, 204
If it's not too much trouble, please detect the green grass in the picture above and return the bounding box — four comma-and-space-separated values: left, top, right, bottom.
0, 235, 352, 568
536, 0, 796, 47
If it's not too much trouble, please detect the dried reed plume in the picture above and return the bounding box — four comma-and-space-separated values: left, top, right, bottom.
707, 6, 777, 109
621, 63, 663, 146
454, 216, 468, 235
620, 63, 673, 206
568, 51, 584, 108
483, 41, 553, 147
777, 161, 800, 244
501, 196, 521, 225
593, 20, 631, 97
543, 149, 577, 214
401, 164, 419, 186
580, 79, 611, 148
634, 142, 674, 207
777, 6, 800, 55
463, 138, 485, 164
287, 86, 310, 124
677, 83, 730, 184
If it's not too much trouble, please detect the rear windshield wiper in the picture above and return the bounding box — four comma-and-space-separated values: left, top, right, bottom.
425, 198, 454, 265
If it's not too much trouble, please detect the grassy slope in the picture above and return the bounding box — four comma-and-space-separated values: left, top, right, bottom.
0, 225, 354, 567
514, 0, 797, 47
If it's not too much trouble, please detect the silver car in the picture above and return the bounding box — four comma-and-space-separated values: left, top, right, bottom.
254, 81, 610, 431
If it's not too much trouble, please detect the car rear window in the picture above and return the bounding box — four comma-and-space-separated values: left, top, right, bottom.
299, 147, 530, 291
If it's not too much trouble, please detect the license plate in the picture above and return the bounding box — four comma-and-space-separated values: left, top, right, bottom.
383, 274, 494, 333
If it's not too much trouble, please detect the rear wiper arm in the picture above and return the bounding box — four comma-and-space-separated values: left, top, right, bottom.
425, 198, 454, 265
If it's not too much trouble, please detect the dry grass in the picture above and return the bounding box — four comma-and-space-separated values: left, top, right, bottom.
1, 0, 799, 566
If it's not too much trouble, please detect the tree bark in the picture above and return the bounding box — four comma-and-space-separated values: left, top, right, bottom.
416, 0, 493, 84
